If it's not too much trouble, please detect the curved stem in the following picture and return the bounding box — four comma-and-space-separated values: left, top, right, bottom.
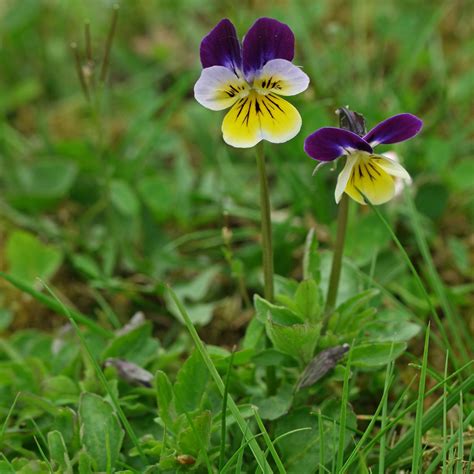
255, 142, 274, 302
325, 193, 349, 313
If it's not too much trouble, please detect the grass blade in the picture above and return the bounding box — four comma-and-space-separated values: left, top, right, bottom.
425, 411, 474, 474
220, 348, 236, 471
342, 362, 394, 473
336, 345, 353, 472
253, 407, 286, 474
442, 351, 449, 474
0, 271, 112, 338
318, 409, 325, 474
0, 392, 20, 444
412, 324, 430, 473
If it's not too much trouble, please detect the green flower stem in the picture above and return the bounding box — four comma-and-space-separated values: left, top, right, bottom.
324, 192, 350, 315
255, 142, 277, 396
256, 142, 275, 302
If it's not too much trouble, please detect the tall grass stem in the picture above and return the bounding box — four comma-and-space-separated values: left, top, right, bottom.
323, 193, 349, 323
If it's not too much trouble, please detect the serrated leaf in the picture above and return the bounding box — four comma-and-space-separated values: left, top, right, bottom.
254, 294, 302, 325
266, 320, 321, 363
294, 279, 322, 323
79, 393, 124, 472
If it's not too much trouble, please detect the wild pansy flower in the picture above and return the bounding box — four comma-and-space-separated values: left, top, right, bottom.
194, 18, 309, 148
304, 113, 423, 205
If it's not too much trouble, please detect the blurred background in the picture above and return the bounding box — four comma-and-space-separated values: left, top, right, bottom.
0, 0, 472, 339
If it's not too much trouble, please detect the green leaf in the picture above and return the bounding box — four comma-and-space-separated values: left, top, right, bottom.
70, 254, 102, 280
110, 179, 140, 216
48, 430, 72, 473
254, 294, 302, 325
364, 310, 421, 343
0, 461, 15, 473
252, 384, 293, 420
320, 253, 362, 307
330, 289, 379, 333
155, 370, 175, 427
42, 375, 79, 403
174, 266, 220, 302
165, 267, 221, 325
54, 407, 78, 451
266, 319, 321, 363
79, 392, 124, 472
242, 318, 265, 350
351, 342, 407, 368
102, 321, 159, 365
10, 459, 51, 474
78, 450, 94, 474
177, 410, 212, 458
336, 288, 379, 317
173, 350, 209, 414
303, 228, 321, 283
8, 160, 77, 212
294, 279, 322, 323
252, 349, 297, 368
5, 230, 63, 284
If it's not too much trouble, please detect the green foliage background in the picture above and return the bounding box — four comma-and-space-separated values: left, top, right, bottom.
0, 0, 472, 472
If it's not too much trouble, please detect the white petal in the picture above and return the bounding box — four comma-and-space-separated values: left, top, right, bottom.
253, 59, 310, 96
194, 66, 249, 111
335, 154, 358, 203
375, 155, 411, 181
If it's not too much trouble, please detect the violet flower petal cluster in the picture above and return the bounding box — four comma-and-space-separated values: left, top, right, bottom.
194, 18, 309, 148
304, 114, 423, 204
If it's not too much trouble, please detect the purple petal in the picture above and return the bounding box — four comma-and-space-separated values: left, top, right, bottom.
200, 19, 242, 71
364, 113, 423, 146
242, 17, 294, 77
304, 128, 373, 162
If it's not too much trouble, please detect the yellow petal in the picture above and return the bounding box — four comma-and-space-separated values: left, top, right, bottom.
344, 157, 396, 205
222, 91, 301, 148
